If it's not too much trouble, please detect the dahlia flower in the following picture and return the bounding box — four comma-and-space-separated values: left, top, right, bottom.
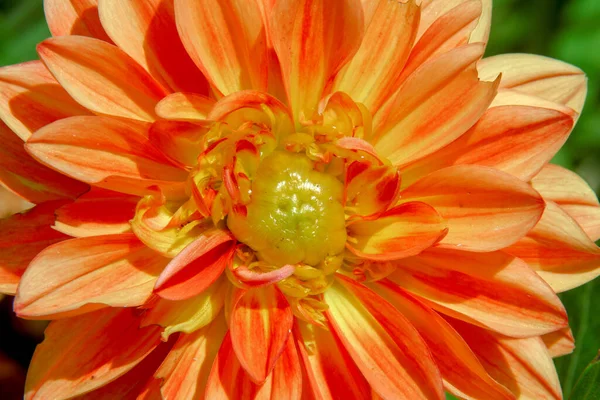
0, 0, 597, 398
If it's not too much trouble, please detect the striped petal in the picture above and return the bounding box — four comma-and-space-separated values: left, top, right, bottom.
270, 0, 364, 121
149, 120, 209, 167
0, 201, 67, 295
332, 0, 420, 113
325, 275, 444, 400
388, 248, 568, 337
542, 328, 575, 358
174, 0, 267, 95
44, 0, 112, 42
401, 165, 544, 252
154, 230, 235, 300
54, 188, 138, 237
24, 308, 161, 400
26, 116, 188, 198
478, 53, 587, 114
505, 201, 600, 292
38, 36, 169, 121
98, 0, 209, 94
14, 233, 168, 319
205, 332, 301, 399
156, 316, 227, 400
346, 202, 447, 261
374, 44, 498, 166
0, 121, 88, 203
449, 317, 562, 400
155, 92, 215, 121
229, 285, 294, 383
418, 0, 490, 45
0, 61, 89, 141
295, 320, 371, 400
371, 280, 514, 400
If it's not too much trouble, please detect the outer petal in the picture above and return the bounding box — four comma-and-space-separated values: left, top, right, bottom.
14, 233, 169, 319
401, 165, 545, 252
270, 0, 364, 121
26, 116, 188, 198
478, 54, 587, 114
38, 36, 169, 121
449, 317, 563, 400
54, 188, 138, 237
0, 121, 88, 203
156, 316, 227, 400
0, 201, 68, 295
324, 275, 444, 400
229, 285, 294, 383
371, 280, 514, 400
388, 248, 568, 337
346, 202, 448, 261
148, 120, 209, 167
44, 0, 112, 42
332, 0, 420, 113
205, 332, 301, 400
24, 307, 161, 399
154, 230, 235, 300
374, 44, 499, 166
542, 328, 575, 358
98, 0, 209, 94
0, 61, 89, 141
174, 0, 267, 95
155, 92, 215, 121
505, 201, 600, 292
417, 0, 490, 44
295, 320, 371, 400
469, 0, 492, 44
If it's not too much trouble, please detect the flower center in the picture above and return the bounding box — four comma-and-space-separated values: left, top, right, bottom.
227, 150, 347, 267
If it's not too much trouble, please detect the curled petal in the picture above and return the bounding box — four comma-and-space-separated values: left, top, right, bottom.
401, 165, 545, 252
44, 0, 112, 42
388, 248, 568, 337
15, 233, 169, 319
542, 328, 575, 358
344, 161, 400, 217
231, 264, 296, 288
346, 202, 448, 261
24, 308, 161, 400
38, 36, 169, 121
229, 285, 294, 383
149, 120, 209, 167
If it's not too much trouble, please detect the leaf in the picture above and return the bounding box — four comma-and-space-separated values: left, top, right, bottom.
569, 353, 600, 400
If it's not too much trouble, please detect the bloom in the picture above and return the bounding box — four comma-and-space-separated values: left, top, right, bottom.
0, 0, 598, 398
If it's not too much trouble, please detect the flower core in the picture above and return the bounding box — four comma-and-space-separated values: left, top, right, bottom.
227, 150, 346, 267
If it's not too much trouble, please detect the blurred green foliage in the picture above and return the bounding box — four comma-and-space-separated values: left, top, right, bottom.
0, 0, 598, 398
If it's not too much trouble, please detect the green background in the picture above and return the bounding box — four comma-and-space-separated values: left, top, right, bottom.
0, 0, 598, 398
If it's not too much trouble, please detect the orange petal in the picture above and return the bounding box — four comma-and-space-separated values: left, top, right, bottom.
98, 0, 209, 94
207, 90, 293, 126
142, 277, 227, 340
344, 161, 400, 217
325, 275, 444, 400
332, 0, 419, 113
54, 188, 138, 237
398, 0, 482, 90
174, 0, 267, 95
561, 204, 600, 242
149, 120, 208, 167
469, 0, 492, 44
542, 327, 575, 358
24, 307, 161, 399
229, 285, 294, 383
155, 92, 215, 121
374, 44, 499, 166
0, 201, 67, 295
505, 201, 600, 292
205, 332, 301, 400
26, 116, 187, 198
154, 230, 235, 300
346, 201, 447, 261
295, 320, 371, 399
44, 0, 113, 42
478, 53, 587, 114
371, 280, 514, 400
417, 0, 483, 42
532, 164, 599, 207
15, 233, 168, 319
388, 248, 568, 337
270, 0, 364, 121
449, 317, 562, 400
156, 316, 228, 400
401, 165, 544, 252
0, 61, 89, 141
0, 121, 88, 203
38, 36, 169, 121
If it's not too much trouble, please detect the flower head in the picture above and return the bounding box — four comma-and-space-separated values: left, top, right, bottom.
0, 0, 597, 399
